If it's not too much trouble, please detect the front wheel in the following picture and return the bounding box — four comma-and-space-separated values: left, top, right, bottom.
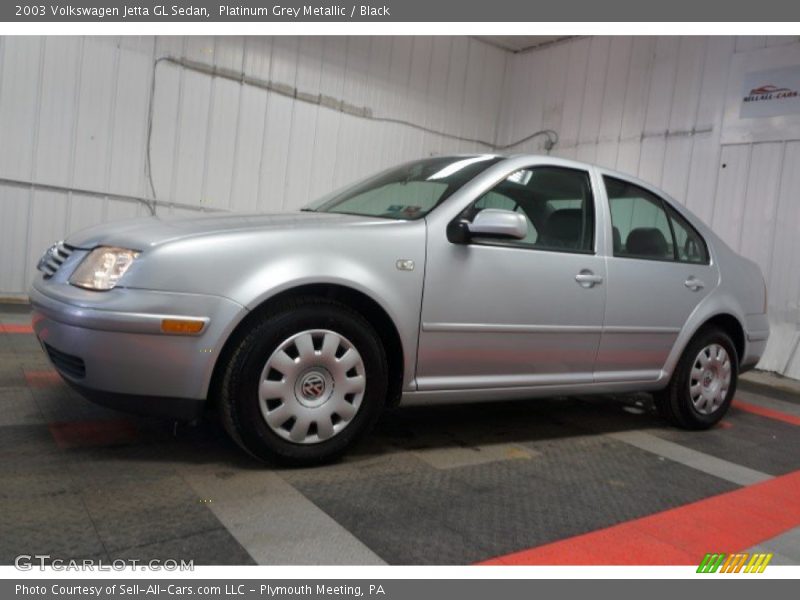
654, 327, 738, 430
219, 297, 388, 466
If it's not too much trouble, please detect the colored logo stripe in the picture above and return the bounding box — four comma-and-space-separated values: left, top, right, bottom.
698, 552, 773, 573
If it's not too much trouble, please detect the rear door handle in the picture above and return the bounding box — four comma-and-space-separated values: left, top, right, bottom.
684, 276, 705, 291
575, 270, 604, 288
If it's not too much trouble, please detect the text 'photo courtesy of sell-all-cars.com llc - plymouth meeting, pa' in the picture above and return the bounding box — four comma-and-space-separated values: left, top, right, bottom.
30, 154, 769, 466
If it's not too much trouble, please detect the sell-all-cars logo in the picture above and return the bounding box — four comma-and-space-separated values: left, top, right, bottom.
697, 552, 772, 573
743, 84, 799, 103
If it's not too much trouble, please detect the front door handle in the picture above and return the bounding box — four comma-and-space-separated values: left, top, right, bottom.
684, 276, 705, 291
575, 270, 604, 288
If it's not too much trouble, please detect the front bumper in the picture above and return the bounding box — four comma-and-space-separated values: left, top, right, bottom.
30, 278, 246, 419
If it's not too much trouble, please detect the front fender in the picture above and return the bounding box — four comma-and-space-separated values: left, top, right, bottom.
123, 221, 427, 392
234, 258, 424, 391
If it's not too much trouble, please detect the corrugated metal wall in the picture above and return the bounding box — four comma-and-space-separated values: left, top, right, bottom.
2, 34, 799, 378
0, 35, 507, 295
498, 35, 800, 378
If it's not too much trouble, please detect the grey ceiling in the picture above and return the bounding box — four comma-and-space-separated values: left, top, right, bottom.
475, 36, 576, 52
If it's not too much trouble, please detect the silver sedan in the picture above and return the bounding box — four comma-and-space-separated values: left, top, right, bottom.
30, 155, 770, 464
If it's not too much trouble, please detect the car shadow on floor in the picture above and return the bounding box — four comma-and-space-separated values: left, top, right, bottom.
79, 392, 674, 470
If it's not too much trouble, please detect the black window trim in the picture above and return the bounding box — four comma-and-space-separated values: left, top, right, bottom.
604, 175, 710, 266
455, 165, 598, 257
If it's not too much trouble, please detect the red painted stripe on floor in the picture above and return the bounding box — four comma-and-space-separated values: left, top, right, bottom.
49, 419, 139, 449
478, 469, 800, 565
733, 399, 800, 427
0, 323, 33, 334
24, 370, 62, 388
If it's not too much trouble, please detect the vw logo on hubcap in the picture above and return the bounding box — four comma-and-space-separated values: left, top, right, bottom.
703, 370, 714, 387
300, 372, 326, 400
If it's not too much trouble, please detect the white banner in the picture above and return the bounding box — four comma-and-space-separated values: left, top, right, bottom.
722, 43, 800, 144
741, 65, 800, 119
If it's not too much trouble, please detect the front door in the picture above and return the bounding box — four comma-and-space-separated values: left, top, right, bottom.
416, 165, 607, 391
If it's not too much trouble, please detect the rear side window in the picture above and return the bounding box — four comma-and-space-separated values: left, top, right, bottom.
604, 176, 708, 264
665, 204, 709, 264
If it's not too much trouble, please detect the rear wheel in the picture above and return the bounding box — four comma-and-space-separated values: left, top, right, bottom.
219, 297, 388, 465
654, 327, 738, 430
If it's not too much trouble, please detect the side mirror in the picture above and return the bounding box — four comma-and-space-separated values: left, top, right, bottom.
466, 209, 528, 241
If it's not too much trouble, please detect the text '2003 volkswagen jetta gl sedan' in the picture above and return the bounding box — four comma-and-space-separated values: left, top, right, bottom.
30, 155, 770, 465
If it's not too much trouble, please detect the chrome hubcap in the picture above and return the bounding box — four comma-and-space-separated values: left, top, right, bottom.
689, 343, 732, 415
258, 329, 366, 444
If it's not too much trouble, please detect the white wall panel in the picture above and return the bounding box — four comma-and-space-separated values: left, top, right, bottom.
615, 37, 656, 174
72, 37, 119, 192
711, 144, 750, 250
684, 37, 735, 224
171, 69, 213, 207
557, 38, 591, 158
735, 36, 767, 53
108, 37, 154, 198
760, 141, 800, 375
595, 37, 631, 169
575, 36, 611, 164
35, 37, 81, 189
738, 142, 784, 278
106, 198, 143, 222
0, 37, 43, 181
258, 93, 294, 210
0, 186, 30, 294
68, 193, 106, 233
229, 85, 268, 213
202, 76, 242, 209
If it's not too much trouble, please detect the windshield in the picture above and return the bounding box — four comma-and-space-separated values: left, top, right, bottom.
305, 155, 503, 220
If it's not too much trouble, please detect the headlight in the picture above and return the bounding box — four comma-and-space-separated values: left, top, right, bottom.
69, 247, 140, 291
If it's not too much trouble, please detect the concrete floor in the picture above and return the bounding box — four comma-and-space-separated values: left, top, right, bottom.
2, 302, 799, 566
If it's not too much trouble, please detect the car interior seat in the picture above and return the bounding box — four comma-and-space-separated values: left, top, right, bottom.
625, 227, 669, 258
541, 209, 583, 249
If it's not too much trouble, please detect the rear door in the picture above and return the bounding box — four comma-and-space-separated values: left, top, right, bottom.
595, 175, 717, 381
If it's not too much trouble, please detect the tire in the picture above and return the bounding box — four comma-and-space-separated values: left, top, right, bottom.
219, 297, 388, 466
654, 327, 738, 430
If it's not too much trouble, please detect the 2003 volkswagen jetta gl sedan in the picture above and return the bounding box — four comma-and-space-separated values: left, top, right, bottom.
31, 155, 770, 464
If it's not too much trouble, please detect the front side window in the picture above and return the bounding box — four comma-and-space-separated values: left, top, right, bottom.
605, 176, 709, 263
463, 166, 595, 253
307, 155, 503, 220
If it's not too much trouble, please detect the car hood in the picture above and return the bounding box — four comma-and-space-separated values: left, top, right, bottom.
65, 211, 391, 249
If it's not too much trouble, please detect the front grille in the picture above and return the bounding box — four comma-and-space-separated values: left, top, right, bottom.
38, 241, 75, 279
44, 343, 86, 379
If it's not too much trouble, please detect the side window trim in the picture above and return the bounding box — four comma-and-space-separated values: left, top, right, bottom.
661, 196, 680, 262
